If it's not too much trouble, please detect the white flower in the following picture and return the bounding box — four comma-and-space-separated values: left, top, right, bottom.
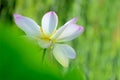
13, 11, 84, 68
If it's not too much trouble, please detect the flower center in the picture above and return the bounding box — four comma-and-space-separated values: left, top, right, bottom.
40, 27, 51, 41
37, 27, 56, 48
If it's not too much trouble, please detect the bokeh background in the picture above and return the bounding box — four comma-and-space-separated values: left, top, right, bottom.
0, 0, 120, 80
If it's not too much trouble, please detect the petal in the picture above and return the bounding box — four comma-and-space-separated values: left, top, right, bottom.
54, 44, 76, 59
65, 17, 78, 25
51, 18, 78, 39
54, 24, 84, 42
53, 44, 76, 67
53, 44, 70, 67
41, 11, 58, 35
38, 39, 51, 48
14, 14, 40, 36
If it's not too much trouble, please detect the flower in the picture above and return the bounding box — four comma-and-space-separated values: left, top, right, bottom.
13, 11, 84, 68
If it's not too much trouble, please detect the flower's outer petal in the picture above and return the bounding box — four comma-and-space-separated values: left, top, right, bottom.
42, 11, 58, 35
65, 17, 78, 25
55, 24, 84, 42
14, 14, 40, 36
53, 44, 70, 67
53, 44, 76, 67
51, 18, 78, 39
54, 44, 76, 58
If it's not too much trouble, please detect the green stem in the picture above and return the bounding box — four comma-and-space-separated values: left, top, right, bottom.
42, 49, 47, 63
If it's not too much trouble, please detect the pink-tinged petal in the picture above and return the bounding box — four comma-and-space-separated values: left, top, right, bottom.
13, 14, 40, 36
57, 24, 84, 42
51, 18, 78, 39
53, 24, 84, 42
65, 17, 78, 25
41, 11, 58, 35
53, 44, 70, 67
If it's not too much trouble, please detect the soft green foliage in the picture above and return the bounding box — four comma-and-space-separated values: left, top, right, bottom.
0, 0, 120, 80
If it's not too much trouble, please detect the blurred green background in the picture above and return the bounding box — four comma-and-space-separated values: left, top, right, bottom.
0, 0, 120, 80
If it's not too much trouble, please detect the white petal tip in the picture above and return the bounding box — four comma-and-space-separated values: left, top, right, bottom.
65, 18, 78, 25
73, 17, 78, 23
78, 26, 84, 32
71, 54, 76, 59
49, 11, 55, 13
46, 11, 56, 16
13, 14, 21, 19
